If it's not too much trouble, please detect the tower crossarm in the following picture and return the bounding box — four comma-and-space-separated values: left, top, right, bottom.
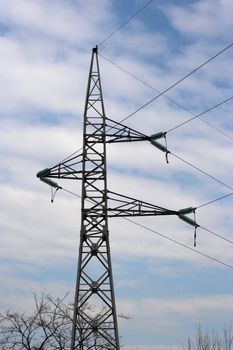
93, 116, 170, 155
86, 116, 165, 145
106, 190, 178, 217
36, 151, 83, 180
104, 117, 148, 143
84, 116, 148, 143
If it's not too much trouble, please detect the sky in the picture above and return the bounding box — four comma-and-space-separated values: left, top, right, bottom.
0, 0, 233, 349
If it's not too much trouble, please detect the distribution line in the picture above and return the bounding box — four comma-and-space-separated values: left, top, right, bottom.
167, 95, 233, 133
60, 187, 233, 269
100, 53, 233, 142
115, 42, 233, 124
98, 0, 154, 47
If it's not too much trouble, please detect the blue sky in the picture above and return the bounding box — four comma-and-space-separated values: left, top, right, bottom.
0, 0, 233, 349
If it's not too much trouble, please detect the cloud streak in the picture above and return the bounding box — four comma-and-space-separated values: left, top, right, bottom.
0, 0, 232, 347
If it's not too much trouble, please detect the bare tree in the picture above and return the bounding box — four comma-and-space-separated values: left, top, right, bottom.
0, 293, 126, 350
187, 324, 233, 350
0, 293, 74, 350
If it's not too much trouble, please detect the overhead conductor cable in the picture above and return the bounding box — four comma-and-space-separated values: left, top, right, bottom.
98, 0, 154, 47
118, 42, 233, 124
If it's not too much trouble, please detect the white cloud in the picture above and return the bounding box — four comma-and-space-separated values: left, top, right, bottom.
0, 0, 232, 347
164, 0, 233, 41
0, 0, 112, 45
139, 295, 233, 318
0, 35, 87, 114
117, 294, 233, 348
0, 263, 74, 312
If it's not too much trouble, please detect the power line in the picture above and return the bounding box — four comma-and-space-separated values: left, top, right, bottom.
54, 133, 233, 204
62, 187, 81, 198
60, 146, 83, 164
167, 95, 233, 133
196, 117, 233, 142
124, 217, 233, 269
98, 0, 154, 47
200, 225, 233, 245
59, 187, 233, 270
44, 127, 233, 203
196, 192, 233, 209
54, 43, 233, 166
100, 53, 233, 142
49, 118, 233, 208
98, 9, 233, 138
99, 53, 161, 92
115, 42, 233, 124
56, 94, 233, 169
170, 152, 233, 192
62, 168, 233, 212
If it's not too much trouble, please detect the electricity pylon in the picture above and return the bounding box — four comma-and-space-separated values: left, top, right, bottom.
37, 47, 198, 350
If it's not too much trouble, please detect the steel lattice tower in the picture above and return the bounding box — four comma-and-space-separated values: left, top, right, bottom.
70, 47, 120, 349
37, 47, 197, 350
